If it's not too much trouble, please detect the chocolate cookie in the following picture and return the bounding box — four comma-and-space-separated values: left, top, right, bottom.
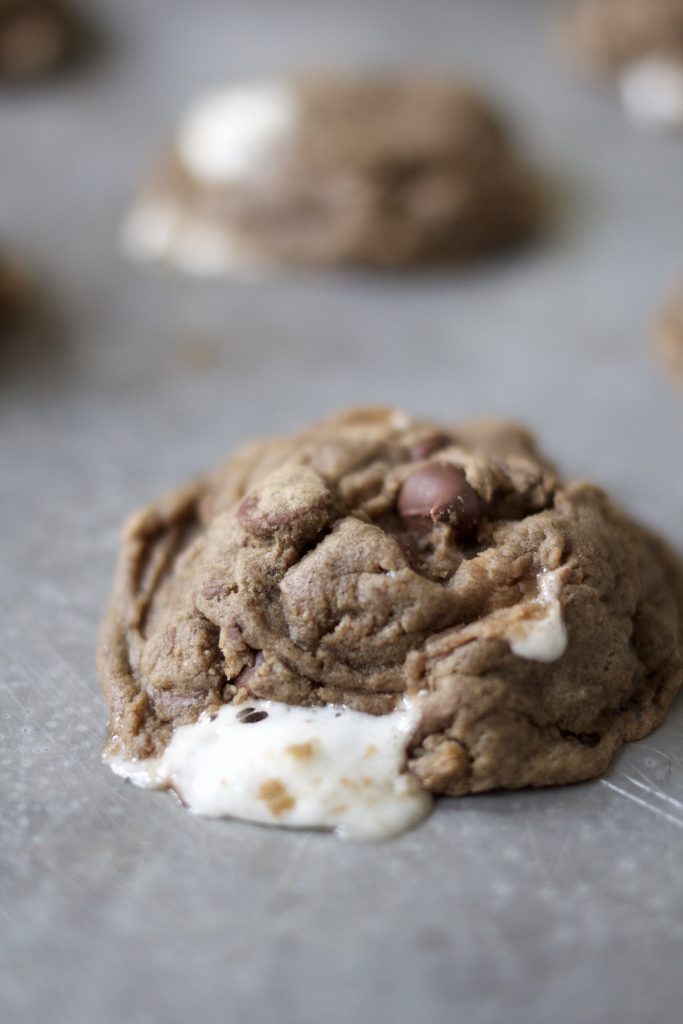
0, 0, 75, 80
565, 0, 683, 127
653, 279, 683, 385
121, 76, 541, 274
99, 408, 683, 838
0, 249, 29, 320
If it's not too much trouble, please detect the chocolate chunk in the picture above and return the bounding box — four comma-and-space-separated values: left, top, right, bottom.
409, 433, 451, 461
397, 463, 485, 537
236, 495, 331, 538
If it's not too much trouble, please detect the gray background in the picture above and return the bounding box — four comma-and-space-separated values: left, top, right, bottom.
2, 1, 683, 1022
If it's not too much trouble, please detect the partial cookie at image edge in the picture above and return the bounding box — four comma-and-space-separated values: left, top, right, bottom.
652, 279, 683, 386
561, 0, 683, 128
0, 0, 79, 80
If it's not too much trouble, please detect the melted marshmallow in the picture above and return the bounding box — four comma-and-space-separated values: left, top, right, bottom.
177, 83, 297, 183
619, 57, 683, 128
507, 570, 568, 663
120, 200, 263, 276
107, 699, 431, 840
120, 200, 180, 261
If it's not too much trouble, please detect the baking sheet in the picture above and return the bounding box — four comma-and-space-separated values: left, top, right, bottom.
2, 2, 683, 1022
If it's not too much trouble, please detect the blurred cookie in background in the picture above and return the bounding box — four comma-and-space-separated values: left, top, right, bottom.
122, 76, 542, 275
0, 250, 29, 322
653, 279, 683, 386
564, 0, 683, 128
0, 0, 77, 80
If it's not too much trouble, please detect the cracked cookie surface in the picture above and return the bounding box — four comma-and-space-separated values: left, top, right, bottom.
99, 407, 683, 796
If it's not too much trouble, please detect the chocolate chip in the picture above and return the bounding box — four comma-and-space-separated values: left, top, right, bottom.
240, 711, 268, 724
397, 463, 485, 537
236, 706, 256, 721
409, 433, 451, 461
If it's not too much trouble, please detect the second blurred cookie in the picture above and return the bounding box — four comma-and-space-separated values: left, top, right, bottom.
122, 76, 541, 275
565, 0, 683, 128
0, 0, 77, 79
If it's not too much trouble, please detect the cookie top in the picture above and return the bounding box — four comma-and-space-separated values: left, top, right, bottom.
100, 407, 683, 818
122, 76, 540, 271
0, 0, 74, 80
654, 279, 683, 385
566, 0, 683, 126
